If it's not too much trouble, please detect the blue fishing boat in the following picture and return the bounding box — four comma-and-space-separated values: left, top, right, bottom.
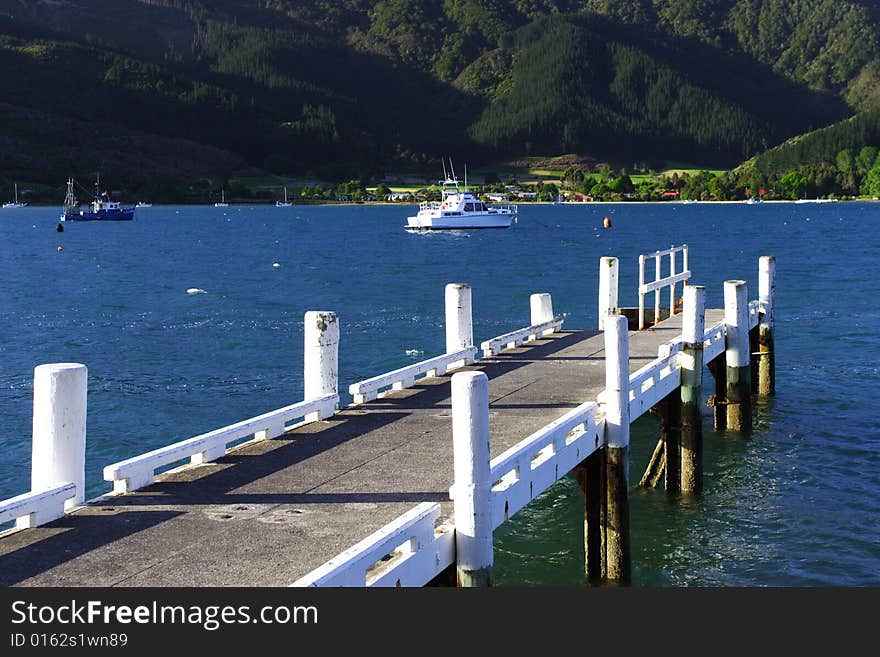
60, 176, 135, 222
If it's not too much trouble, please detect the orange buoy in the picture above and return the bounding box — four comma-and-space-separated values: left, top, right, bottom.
603, 216, 612, 228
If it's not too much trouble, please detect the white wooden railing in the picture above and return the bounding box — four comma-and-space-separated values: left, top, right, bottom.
291, 502, 455, 587
638, 244, 690, 330
480, 316, 564, 358
0, 483, 77, 530
103, 394, 338, 494
485, 402, 604, 528
349, 347, 476, 404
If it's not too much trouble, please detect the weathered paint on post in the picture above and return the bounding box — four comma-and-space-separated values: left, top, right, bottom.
304, 311, 339, 401
598, 256, 619, 330
451, 371, 493, 587
445, 283, 474, 357
654, 256, 662, 326
758, 255, 776, 396
603, 315, 630, 583
724, 280, 752, 432
29, 363, 88, 520
669, 248, 677, 317
530, 292, 554, 327
680, 285, 705, 494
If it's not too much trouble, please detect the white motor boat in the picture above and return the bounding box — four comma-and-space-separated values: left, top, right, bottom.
406, 160, 516, 231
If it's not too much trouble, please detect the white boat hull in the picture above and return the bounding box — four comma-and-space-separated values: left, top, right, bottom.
406, 212, 513, 230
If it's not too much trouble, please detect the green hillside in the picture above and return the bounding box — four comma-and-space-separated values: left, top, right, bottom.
0, 0, 877, 196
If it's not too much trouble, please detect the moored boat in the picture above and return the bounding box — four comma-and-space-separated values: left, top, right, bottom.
60, 176, 135, 221
276, 186, 292, 207
2, 183, 27, 208
406, 160, 516, 231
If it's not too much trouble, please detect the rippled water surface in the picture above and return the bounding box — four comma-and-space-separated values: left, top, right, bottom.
1, 201, 878, 586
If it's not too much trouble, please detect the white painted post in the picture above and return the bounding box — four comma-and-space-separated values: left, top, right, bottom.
603, 315, 630, 582
451, 371, 493, 587
654, 255, 661, 325
669, 247, 677, 317
680, 285, 705, 494
445, 283, 473, 359
530, 292, 553, 326
724, 280, 752, 432
598, 256, 619, 330
638, 255, 646, 330
304, 311, 339, 405
29, 363, 88, 519
758, 255, 776, 395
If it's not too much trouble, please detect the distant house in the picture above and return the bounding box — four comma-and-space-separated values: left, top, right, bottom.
512, 191, 537, 200
336, 194, 349, 201
485, 193, 507, 203
388, 192, 412, 201
571, 192, 595, 202
662, 190, 680, 200
363, 193, 376, 201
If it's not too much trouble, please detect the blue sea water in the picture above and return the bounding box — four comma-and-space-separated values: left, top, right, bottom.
1, 201, 878, 586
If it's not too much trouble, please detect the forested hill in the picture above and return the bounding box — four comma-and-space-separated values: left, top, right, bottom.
0, 0, 877, 194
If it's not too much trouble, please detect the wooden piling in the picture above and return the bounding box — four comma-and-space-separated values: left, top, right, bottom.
680, 285, 705, 494
603, 315, 630, 583
724, 280, 752, 432
661, 392, 681, 494
451, 371, 493, 587
707, 355, 726, 431
574, 448, 606, 582
758, 255, 776, 396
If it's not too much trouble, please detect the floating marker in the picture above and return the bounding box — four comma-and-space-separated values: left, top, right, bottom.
186, 288, 207, 295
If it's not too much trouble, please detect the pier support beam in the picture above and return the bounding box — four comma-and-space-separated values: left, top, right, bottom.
445, 283, 474, 359
707, 355, 726, 431
724, 280, 752, 432
659, 393, 681, 494
304, 311, 339, 406
574, 448, 606, 582
757, 256, 776, 396
598, 256, 619, 330
23, 363, 88, 527
603, 315, 630, 584
680, 285, 705, 494
451, 371, 493, 587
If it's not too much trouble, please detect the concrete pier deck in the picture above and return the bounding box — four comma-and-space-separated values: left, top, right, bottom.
0, 311, 722, 587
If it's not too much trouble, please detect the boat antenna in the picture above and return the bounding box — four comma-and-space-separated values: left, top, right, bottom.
441, 158, 448, 183
449, 158, 457, 182
464, 163, 467, 190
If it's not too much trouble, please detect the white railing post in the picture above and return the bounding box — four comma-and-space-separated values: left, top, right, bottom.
598, 256, 619, 330
24, 363, 87, 527
603, 315, 630, 582
724, 280, 752, 432
680, 285, 705, 494
451, 370, 492, 587
758, 255, 776, 395
529, 292, 554, 337
669, 247, 677, 316
445, 283, 473, 360
304, 311, 339, 415
638, 254, 646, 330
654, 255, 661, 325
529, 292, 553, 326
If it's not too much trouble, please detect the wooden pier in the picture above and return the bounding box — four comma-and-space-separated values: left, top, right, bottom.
0, 250, 776, 587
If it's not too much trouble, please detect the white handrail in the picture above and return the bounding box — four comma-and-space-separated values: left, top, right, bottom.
290, 502, 455, 587
103, 394, 338, 494
638, 245, 690, 330
480, 316, 564, 358
485, 402, 604, 529
348, 347, 476, 404
0, 483, 77, 529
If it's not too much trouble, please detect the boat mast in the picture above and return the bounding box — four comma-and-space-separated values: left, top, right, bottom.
63, 178, 76, 210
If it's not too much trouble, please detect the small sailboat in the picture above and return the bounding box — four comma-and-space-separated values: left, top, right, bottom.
136, 201, 153, 208
214, 189, 229, 207
276, 186, 292, 207
2, 183, 27, 208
